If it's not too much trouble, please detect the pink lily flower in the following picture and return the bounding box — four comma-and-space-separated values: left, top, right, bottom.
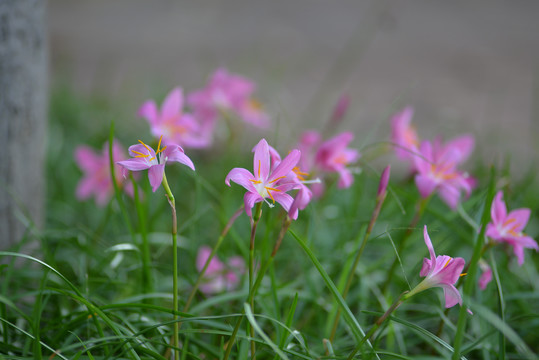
413, 138, 476, 209
390, 106, 420, 161
478, 261, 493, 290
117, 136, 195, 192
196, 246, 245, 295
138, 87, 212, 149
188, 67, 270, 129
74, 140, 134, 206
485, 191, 538, 265
406, 226, 466, 308
315, 132, 361, 189
225, 139, 300, 218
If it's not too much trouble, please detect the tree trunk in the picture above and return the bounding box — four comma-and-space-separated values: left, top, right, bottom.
0, 0, 47, 249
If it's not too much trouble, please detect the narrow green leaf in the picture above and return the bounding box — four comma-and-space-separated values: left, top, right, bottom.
244, 303, 289, 360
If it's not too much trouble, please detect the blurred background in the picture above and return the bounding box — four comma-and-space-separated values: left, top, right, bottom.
49, 0, 539, 171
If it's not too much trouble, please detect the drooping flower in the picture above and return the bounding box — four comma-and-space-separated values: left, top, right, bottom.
413, 137, 476, 209
225, 139, 300, 218
406, 225, 466, 308
117, 136, 195, 192
315, 132, 361, 189
188, 68, 270, 129
329, 93, 350, 126
196, 246, 245, 295
75, 140, 134, 206
478, 260, 493, 290
138, 87, 212, 149
390, 106, 419, 161
485, 191, 538, 265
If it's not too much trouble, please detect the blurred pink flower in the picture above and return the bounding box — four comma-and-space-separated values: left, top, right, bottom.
377, 165, 391, 200
188, 68, 270, 129
478, 261, 493, 290
75, 140, 134, 206
390, 106, 419, 161
329, 93, 350, 126
407, 225, 466, 308
413, 137, 476, 209
117, 136, 195, 192
485, 191, 538, 265
196, 246, 245, 295
138, 87, 212, 149
315, 132, 361, 189
225, 138, 300, 218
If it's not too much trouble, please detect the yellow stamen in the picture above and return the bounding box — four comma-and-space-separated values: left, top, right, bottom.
258, 160, 261, 178
269, 176, 286, 183
460, 273, 467, 277
132, 150, 149, 158
250, 179, 262, 184
264, 187, 281, 204
138, 139, 153, 153
157, 135, 163, 153
443, 259, 451, 268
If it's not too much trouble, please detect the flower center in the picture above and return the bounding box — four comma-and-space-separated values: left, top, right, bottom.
132, 136, 167, 164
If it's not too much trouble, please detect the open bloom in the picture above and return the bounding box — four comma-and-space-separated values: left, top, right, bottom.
138, 87, 212, 149
486, 191, 538, 265
75, 140, 134, 206
390, 106, 419, 161
188, 67, 270, 128
406, 226, 466, 308
196, 246, 245, 295
413, 137, 476, 209
225, 139, 300, 218
117, 136, 195, 192
315, 132, 361, 189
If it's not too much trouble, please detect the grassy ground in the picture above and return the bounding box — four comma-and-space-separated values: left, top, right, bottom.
0, 84, 538, 359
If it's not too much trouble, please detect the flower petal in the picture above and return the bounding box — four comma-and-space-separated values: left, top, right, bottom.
270, 149, 300, 181
491, 191, 507, 224
244, 192, 262, 217
148, 164, 165, 192
74, 146, 101, 172
117, 158, 151, 171
161, 87, 183, 120
164, 145, 195, 171
438, 183, 461, 210
441, 284, 462, 308
415, 174, 437, 198
138, 100, 159, 125
225, 167, 256, 192
253, 139, 271, 180
128, 144, 155, 158
507, 208, 531, 233
423, 225, 437, 268
273, 192, 294, 214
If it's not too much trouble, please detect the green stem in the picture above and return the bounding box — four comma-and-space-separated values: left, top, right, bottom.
161, 172, 179, 360
132, 175, 153, 296
451, 168, 496, 359
381, 195, 431, 293
248, 203, 262, 359
346, 291, 408, 360
330, 188, 388, 342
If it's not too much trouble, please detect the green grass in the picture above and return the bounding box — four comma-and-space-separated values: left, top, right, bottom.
0, 84, 537, 359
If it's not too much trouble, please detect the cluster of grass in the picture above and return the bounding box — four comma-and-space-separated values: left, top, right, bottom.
1, 84, 538, 359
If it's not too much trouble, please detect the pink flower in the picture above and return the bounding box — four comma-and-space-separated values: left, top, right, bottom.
196, 246, 245, 295
315, 132, 360, 189
75, 140, 134, 206
413, 137, 476, 209
117, 136, 195, 192
225, 139, 300, 218
390, 106, 419, 161
188, 68, 270, 129
138, 87, 212, 149
485, 191, 538, 265
377, 165, 391, 200
478, 261, 493, 290
407, 226, 466, 308
329, 93, 350, 126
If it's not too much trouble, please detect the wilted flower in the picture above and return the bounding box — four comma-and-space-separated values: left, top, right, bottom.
188, 68, 270, 129
413, 137, 476, 209
75, 140, 134, 206
406, 226, 466, 308
196, 246, 245, 295
485, 191, 538, 265
117, 136, 195, 192
138, 87, 212, 149
225, 139, 300, 218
